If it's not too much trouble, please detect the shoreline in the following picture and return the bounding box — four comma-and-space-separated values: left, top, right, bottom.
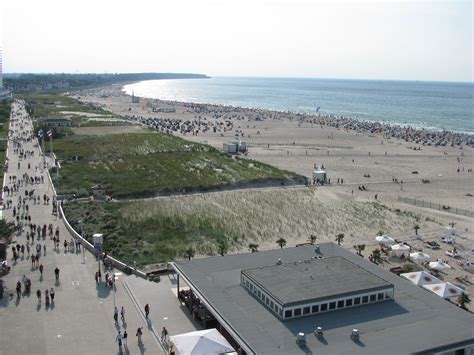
122, 81, 474, 138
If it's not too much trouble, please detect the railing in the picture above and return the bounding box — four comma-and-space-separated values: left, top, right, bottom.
398, 196, 474, 218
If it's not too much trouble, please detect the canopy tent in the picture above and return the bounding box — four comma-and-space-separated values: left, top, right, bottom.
400, 271, 440, 286
422, 282, 463, 299
169, 329, 235, 355
409, 252, 431, 262
391, 243, 410, 254
428, 261, 451, 271
375, 235, 395, 245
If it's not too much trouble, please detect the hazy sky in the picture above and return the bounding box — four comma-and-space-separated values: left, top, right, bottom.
1, 0, 472, 81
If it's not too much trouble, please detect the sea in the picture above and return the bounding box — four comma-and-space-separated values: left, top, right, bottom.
123, 77, 474, 133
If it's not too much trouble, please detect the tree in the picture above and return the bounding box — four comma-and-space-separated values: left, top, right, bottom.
248, 243, 259, 253
217, 241, 228, 256
458, 293, 471, 309
308, 235, 317, 245
276, 238, 287, 249
335, 233, 345, 246
414, 225, 420, 235
372, 248, 382, 263
0, 220, 19, 243
354, 244, 366, 256
184, 247, 195, 261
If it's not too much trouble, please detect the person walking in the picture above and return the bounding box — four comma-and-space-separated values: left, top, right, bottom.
16, 281, 21, 297
36, 289, 41, 304
54, 267, 60, 281
39, 264, 44, 277
114, 306, 119, 323
115, 330, 123, 350
144, 304, 150, 318
161, 327, 168, 342
123, 330, 128, 348
50, 288, 55, 303
136, 327, 143, 344
45, 289, 50, 306
120, 306, 126, 321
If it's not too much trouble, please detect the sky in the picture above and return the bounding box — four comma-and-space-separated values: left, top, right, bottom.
0, 0, 472, 82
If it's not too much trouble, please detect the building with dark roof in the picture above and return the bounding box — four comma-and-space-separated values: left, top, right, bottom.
171, 243, 474, 355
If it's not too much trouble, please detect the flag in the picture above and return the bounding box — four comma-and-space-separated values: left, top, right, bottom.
47, 130, 53, 138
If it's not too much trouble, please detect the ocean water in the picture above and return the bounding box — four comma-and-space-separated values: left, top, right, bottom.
123, 77, 474, 133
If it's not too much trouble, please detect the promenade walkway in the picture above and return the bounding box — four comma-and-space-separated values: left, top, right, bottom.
0, 100, 162, 355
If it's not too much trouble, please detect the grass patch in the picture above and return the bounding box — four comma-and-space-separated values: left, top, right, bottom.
51, 133, 304, 198
63, 189, 438, 267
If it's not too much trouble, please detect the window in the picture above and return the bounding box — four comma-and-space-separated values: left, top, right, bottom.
270, 301, 274, 309
279, 309, 283, 316
312, 305, 319, 313
265, 297, 270, 305
294, 308, 302, 316
329, 302, 336, 310
370, 294, 376, 302
337, 300, 344, 308
321, 303, 328, 311
378, 293, 384, 300
285, 310, 292, 318
354, 297, 361, 305
246, 280, 249, 287
303, 307, 310, 315
385, 292, 392, 299
346, 299, 353, 307
362, 296, 369, 304
257, 290, 261, 298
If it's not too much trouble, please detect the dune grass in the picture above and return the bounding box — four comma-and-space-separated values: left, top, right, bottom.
50, 133, 304, 198
63, 188, 435, 267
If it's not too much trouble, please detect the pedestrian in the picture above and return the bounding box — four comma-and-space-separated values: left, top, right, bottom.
144, 304, 150, 318
114, 306, 118, 323
161, 326, 168, 342
136, 327, 143, 344
121, 306, 125, 321
45, 289, 50, 305
94, 272, 99, 284
39, 264, 44, 276
54, 267, 60, 281
116, 330, 123, 350
123, 330, 128, 348
50, 288, 55, 303
31, 254, 35, 267
36, 289, 41, 303
16, 281, 22, 297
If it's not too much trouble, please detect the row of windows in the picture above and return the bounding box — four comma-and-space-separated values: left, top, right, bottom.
283, 291, 391, 319
243, 277, 283, 317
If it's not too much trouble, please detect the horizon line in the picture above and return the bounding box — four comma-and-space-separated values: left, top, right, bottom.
3, 72, 473, 84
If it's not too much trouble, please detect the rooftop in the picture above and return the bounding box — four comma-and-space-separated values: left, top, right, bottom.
242, 256, 392, 306
173, 243, 474, 355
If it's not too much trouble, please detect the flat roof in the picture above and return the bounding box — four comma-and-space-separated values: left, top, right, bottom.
242, 256, 392, 306
173, 242, 474, 355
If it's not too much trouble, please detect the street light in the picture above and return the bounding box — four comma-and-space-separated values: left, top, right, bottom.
78, 220, 85, 264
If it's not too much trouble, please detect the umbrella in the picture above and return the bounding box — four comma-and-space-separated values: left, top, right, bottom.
400, 271, 440, 286
375, 235, 395, 245
391, 243, 410, 253
422, 282, 463, 298
409, 252, 431, 262
170, 329, 235, 355
428, 261, 451, 271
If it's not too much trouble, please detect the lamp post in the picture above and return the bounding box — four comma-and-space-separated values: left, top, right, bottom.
78, 220, 85, 264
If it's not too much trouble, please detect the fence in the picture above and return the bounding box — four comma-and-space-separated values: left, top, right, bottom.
398, 196, 474, 218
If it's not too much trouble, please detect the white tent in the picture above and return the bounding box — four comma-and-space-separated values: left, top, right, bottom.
409, 252, 431, 262
391, 243, 410, 254
169, 329, 235, 355
400, 271, 440, 286
428, 261, 451, 271
422, 282, 463, 299
375, 235, 395, 245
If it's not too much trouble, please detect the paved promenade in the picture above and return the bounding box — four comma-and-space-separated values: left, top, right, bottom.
0, 100, 162, 355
